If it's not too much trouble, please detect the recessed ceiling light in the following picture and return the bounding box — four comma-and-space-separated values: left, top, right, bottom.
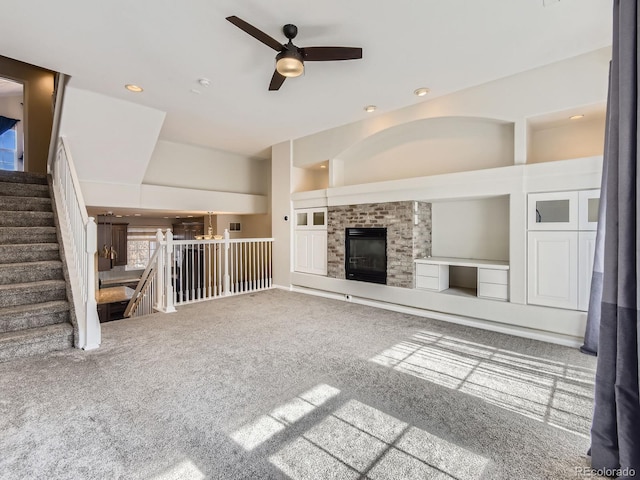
414, 87, 430, 97
115, 215, 123, 218
134, 213, 141, 216
364, 105, 376, 113
570, 114, 585, 120
320, 165, 326, 169
163, 216, 169, 219
187, 215, 194, 218
125, 84, 143, 93
176, 216, 181, 218
198, 78, 211, 87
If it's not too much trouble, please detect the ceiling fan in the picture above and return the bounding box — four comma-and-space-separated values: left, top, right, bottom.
226, 16, 363, 91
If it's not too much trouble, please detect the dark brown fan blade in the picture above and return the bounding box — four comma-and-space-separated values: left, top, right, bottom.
226, 16, 284, 51
269, 70, 286, 91
302, 46, 362, 61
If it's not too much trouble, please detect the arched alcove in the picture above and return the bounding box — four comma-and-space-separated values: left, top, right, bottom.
333, 116, 515, 187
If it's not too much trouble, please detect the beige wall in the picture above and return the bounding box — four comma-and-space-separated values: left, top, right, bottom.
529, 114, 606, 163
215, 214, 271, 239
431, 196, 510, 261
0, 55, 54, 174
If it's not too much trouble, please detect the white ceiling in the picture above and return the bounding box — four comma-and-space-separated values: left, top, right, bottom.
0, 77, 22, 97
0, 0, 611, 159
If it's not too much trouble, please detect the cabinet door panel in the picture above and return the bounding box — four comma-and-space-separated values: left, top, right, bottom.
578, 231, 597, 311
310, 231, 327, 275
112, 224, 128, 266
527, 231, 578, 309
295, 232, 311, 272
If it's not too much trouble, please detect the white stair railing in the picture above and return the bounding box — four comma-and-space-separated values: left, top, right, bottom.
49, 137, 100, 349
124, 243, 161, 318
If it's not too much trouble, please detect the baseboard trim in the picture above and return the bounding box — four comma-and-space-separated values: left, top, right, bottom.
290, 285, 583, 348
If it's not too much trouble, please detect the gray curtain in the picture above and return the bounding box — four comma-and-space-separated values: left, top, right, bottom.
581, 68, 610, 356
589, 1, 640, 478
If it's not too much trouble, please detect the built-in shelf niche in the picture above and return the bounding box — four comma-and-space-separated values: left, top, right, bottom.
292, 161, 329, 193
527, 103, 606, 164
430, 195, 510, 262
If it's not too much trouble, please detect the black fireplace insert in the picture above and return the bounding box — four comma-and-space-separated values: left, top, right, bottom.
345, 227, 387, 284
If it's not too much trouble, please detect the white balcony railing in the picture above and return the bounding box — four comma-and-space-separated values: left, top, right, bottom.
126, 230, 273, 317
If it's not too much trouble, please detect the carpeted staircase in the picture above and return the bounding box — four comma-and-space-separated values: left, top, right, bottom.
0, 170, 73, 362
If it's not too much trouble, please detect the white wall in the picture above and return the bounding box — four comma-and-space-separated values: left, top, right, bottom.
144, 140, 269, 195
338, 117, 514, 185
277, 48, 610, 343
0, 94, 24, 163
431, 196, 510, 261
292, 47, 610, 167
59, 87, 166, 185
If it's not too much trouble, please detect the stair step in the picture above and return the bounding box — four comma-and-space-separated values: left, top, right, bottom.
0, 170, 48, 185
0, 301, 70, 334
0, 196, 52, 212
0, 279, 67, 308
0, 211, 54, 227
0, 243, 60, 264
0, 226, 57, 245
0, 323, 73, 363
0, 260, 63, 285
0, 181, 50, 198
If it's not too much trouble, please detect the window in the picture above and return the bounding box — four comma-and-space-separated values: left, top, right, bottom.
0, 128, 17, 171
127, 227, 160, 269
229, 222, 241, 231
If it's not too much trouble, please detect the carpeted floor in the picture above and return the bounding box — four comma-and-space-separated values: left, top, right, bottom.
0, 289, 601, 479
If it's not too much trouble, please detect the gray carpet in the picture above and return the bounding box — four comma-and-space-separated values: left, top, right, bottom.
0, 289, 601, 479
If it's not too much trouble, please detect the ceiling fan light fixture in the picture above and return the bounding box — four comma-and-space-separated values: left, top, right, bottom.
276, 51, 304, 77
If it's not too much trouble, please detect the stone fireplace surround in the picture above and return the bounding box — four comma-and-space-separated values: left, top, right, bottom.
327, 201, 432, 288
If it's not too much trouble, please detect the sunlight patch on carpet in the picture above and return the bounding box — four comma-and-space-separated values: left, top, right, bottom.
370, 330, 595, 438
230, 384, 340, 451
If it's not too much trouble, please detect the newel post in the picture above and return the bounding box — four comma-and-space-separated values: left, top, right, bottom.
164, 230, 176, 313
155, 229, 165, 310
223, 229, 230, 295
84, 217, 101, 349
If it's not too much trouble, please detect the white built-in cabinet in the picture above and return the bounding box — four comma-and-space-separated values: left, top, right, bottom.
527, 190, 599, 311
294, 208, 327, 276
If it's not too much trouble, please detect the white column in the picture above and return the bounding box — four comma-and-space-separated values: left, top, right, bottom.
271, 140, 294, 289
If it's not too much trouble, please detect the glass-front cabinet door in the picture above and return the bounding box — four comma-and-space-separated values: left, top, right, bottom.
528, 191, 579, 230
578, 189, 600, 231
295, 208, 327, 230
